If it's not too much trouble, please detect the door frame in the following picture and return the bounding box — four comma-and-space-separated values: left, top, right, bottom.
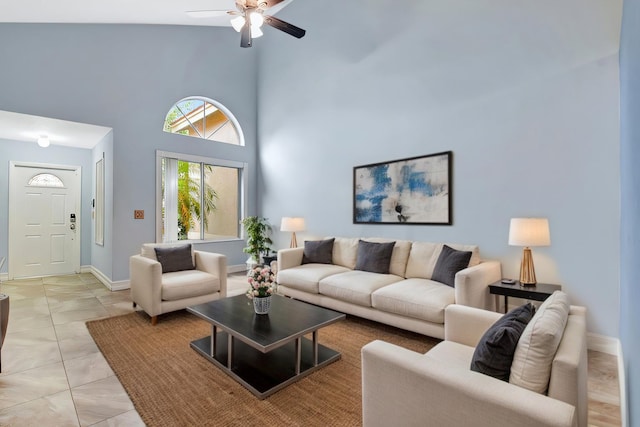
8, 161, 82, 280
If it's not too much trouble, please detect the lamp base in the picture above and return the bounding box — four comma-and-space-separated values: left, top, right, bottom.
519, 247, 537, 286
290, 232, 298, 248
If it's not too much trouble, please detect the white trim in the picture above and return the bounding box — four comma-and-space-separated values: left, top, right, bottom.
82, 265, 130, 291
587, 332, 619, 355
9, 161, 82, 279
155, 150, 248, 244
618, 341, 628, 427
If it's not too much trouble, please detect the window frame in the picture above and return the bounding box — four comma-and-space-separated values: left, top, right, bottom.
163, 96, 245, 146
155, 150, 248, 244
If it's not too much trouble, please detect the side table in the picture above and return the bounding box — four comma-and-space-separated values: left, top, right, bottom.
489, 281, 561, 313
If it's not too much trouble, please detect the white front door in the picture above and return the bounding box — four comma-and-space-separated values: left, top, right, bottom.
8, 162, 81, 279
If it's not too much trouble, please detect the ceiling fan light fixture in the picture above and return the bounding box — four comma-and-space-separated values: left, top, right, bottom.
37, 135, 50, 148
230, 16, 245, 32
249, 12, 264, 28
251, 25, 263, 38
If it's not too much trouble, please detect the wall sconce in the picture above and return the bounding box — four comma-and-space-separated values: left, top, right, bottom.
37, 135, 50, 148
508, 218, 551, 286
280, 217, 305, 248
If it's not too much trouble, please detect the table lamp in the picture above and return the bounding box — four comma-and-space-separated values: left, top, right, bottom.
508, 218, 550, 286
281, 217, 306, 248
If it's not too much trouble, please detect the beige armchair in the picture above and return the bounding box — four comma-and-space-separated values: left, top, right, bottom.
130, 243, 227, 325
361, 303, 587, 427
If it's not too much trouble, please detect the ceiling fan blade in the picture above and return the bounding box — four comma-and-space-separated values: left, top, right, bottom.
185, 10, 229, 18
263, 15, 306, 39
240, 17, 252, 47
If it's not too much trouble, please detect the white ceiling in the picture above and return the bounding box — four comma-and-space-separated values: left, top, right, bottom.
0, 0, 292, 26
0, 111, 112, 149
0, 0, 293, 149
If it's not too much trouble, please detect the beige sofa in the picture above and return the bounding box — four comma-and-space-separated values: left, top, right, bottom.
130, 243, 227, 325
277, 237, 501, 339
361, 303, 588, 427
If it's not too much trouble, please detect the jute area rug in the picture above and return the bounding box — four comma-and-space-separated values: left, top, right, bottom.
86, 309, 439, 427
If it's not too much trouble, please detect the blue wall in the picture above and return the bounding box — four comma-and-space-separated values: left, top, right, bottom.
0, 23, 260, 281
620, 0, 640, 422
258, 0, 622, 338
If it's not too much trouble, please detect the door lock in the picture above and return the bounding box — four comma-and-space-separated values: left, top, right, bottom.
70, 223, 76, 230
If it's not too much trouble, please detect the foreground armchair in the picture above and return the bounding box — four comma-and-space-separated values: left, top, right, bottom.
130, 243, 227, 325
361, 303, 587, 427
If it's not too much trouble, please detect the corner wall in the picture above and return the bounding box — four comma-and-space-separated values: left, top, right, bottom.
619, 0, 639, 423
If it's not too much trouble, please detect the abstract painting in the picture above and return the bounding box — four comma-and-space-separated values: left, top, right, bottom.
353, 151, 452, 225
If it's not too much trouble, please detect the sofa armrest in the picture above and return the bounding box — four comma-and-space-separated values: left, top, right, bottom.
361, 340, 577, 427
129, 254, 163, 316
194, 251, 228, 297
277, 247, 304, 271
454, 260, 501, 310
444, 304, 502, 347
548, 307, 588, 427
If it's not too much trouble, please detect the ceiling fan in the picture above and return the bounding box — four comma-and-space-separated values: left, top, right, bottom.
187, 0, 306, 48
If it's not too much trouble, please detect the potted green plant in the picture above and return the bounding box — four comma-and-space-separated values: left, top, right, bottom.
241, 216, 273, 267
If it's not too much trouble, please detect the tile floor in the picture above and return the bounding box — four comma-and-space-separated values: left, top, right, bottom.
0, 273, 622, 426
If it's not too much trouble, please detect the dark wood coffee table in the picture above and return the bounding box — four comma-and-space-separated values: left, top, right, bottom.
187, 294, 346, 399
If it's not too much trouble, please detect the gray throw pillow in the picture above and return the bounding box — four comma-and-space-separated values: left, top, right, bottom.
431, 244, 472, 287
470, 303, 536, 381
302, 238, 335, 264
154, 244, 195, 273
355, 240, 396, 274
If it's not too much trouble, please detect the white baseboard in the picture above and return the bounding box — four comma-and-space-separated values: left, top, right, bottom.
82, 265, 130, 291
618, 341, 628, 427
587, 333, 627, 426
587, 332, 618, 355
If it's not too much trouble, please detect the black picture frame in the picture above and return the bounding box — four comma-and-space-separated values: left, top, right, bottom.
353, 151, 452, 225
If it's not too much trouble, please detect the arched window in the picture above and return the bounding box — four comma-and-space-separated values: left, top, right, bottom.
163, 97, 244, 146
28, 173, 64, 187
159, 97, 247, 243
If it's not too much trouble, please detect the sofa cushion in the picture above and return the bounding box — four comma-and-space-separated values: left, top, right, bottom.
154, 244, 195, 273
319, 271, 403, 307
431, 245, 472, 287
364, 238, 412, 277
510, 291, 570, 394
355, 240, 396, 274
371, 278, 455, 324
405, 242, 479, 280
161, 270, 219, 301
330, 237, 360, 269
470, 303, 535, 381
277, 264, 351, 294
302, 238, 335, 264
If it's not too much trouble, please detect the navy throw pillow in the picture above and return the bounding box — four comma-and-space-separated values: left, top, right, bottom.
154, 244, 195, 273
470, 303, 536, 381
302, 238, 335, 264
431, 245, 472, 287
355, 240, 396, 274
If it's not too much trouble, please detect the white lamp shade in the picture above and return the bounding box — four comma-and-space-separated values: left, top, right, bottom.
281, 217, 305, 232
509, 218, 551, 247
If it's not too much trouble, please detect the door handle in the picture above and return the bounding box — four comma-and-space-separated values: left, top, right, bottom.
70, 223, 76, 230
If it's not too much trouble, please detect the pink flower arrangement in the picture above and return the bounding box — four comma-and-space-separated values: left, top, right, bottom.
246, 265, 277, 299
